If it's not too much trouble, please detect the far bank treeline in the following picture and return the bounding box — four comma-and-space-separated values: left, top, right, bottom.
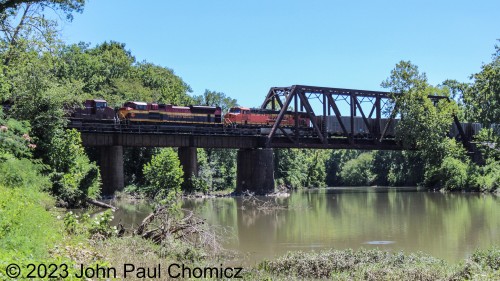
0, 1, 499, 208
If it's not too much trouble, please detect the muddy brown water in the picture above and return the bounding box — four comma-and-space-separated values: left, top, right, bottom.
107, 187, 500, 266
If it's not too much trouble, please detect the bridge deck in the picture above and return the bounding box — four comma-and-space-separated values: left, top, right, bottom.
70, 122, 402, 149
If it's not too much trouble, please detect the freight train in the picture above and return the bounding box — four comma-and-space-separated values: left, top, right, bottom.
70, 99, 309, 128
70, 99, 484, 139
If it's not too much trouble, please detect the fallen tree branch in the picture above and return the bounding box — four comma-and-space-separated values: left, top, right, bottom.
86, 198, 117, 211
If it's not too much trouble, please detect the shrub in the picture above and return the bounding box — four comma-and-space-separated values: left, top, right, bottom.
47, 129, 101, 206
436, 156, 469, 190
143, 148, 184, 198
63, 210, 117, 239
471, 159, 500, 192
0, 157, 50, 190
0, 115, 35, 159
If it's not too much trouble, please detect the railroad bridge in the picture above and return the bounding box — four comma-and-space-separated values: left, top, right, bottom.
69, 85, 479, 194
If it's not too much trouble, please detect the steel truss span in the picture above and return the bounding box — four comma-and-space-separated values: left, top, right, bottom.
259, 85, 473, 151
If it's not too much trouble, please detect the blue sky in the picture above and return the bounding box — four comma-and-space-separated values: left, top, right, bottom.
61, 0, 500, 108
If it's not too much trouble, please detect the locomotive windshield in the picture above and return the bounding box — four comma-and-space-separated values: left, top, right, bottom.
229, 108, 241, 114
136, 104, 147, 110
95, 102, 107, 108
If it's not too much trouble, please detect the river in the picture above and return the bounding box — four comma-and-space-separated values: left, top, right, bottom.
110, 187, 500, 265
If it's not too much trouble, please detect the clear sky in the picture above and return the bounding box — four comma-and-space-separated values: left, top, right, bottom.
61, 0, 500, 108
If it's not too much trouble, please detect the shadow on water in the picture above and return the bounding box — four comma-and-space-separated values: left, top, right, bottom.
108, 187, 500, 266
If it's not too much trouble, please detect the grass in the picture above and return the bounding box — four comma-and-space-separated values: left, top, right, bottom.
249, 248, 500, 280
0, 185, 60, 261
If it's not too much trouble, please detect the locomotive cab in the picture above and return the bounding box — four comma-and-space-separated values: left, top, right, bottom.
224, 106, 251, 125
71, 99, 115, 122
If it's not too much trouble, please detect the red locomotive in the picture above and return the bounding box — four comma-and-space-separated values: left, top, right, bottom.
224, 106, 310, 127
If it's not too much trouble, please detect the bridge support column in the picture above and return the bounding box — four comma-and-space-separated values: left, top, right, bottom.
100, 146, 124, 195
178, 147, 198, 192
236, 148, 275, 194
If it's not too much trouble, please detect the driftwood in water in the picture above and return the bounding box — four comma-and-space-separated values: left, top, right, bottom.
86, 198, 117, 211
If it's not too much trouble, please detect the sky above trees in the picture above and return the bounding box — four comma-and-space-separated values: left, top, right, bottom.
60, 0, 500, 108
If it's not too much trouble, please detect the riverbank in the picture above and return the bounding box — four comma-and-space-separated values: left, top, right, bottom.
1, 185, 499, 280
90, 237, 500, 280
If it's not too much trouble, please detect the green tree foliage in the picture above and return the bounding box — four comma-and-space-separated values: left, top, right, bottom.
380, 61, 469, 188
190, 148, 214, 192
56, 42, 192, 106
192, 89, 238, 112
122, 147, 155, 186
463, 43, 500, 126
191, 89, 238, 191
382, 61, 458, 164
0, 0, 84, 69
433, 156, 468, 190
47, 129, 100, 205
0, 110, 35, 158
339, 152, 376, 186
0, 110, 51, 190
325, 150, 361, 186
275, 149, 329, 188
143, 148, 184, 198
204, 148, 237, 191
0, 0, 84, 17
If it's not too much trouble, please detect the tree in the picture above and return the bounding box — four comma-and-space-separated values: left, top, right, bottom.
325, 150, 361, 186
192, 89, 237, 112
381, 61, 458, 166
275, 149, 329, 188
0, 0, 84, 16
339, 152, 375, 186
55, 42, 193, 107
47, 129, 100, 206
0, 1, 84, 67
464, 43, 500, 126
192, 89, 238, 191
143, 148, 184, 198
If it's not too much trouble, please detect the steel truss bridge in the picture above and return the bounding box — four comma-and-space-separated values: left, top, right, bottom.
71, 85, 476, 151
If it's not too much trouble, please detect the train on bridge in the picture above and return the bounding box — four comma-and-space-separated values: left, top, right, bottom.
69, 99, 484, 139
70, 99, 311, 128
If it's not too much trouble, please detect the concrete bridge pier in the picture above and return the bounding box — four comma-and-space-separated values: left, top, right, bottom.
178, 147, 198, 192
236, 148, 275, 194
100, 146, 124, 195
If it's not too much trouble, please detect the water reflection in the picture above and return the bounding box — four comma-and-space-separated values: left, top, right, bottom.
182, 187, 500, 265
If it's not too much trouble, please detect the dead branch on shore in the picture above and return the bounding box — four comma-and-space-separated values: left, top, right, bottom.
134, 207, 224, 254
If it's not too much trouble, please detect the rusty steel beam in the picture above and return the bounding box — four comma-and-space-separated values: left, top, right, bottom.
326, 94, 349, 135
265, 88, 296, 147
354, 97, 373, 136
297, 91, 325, 144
